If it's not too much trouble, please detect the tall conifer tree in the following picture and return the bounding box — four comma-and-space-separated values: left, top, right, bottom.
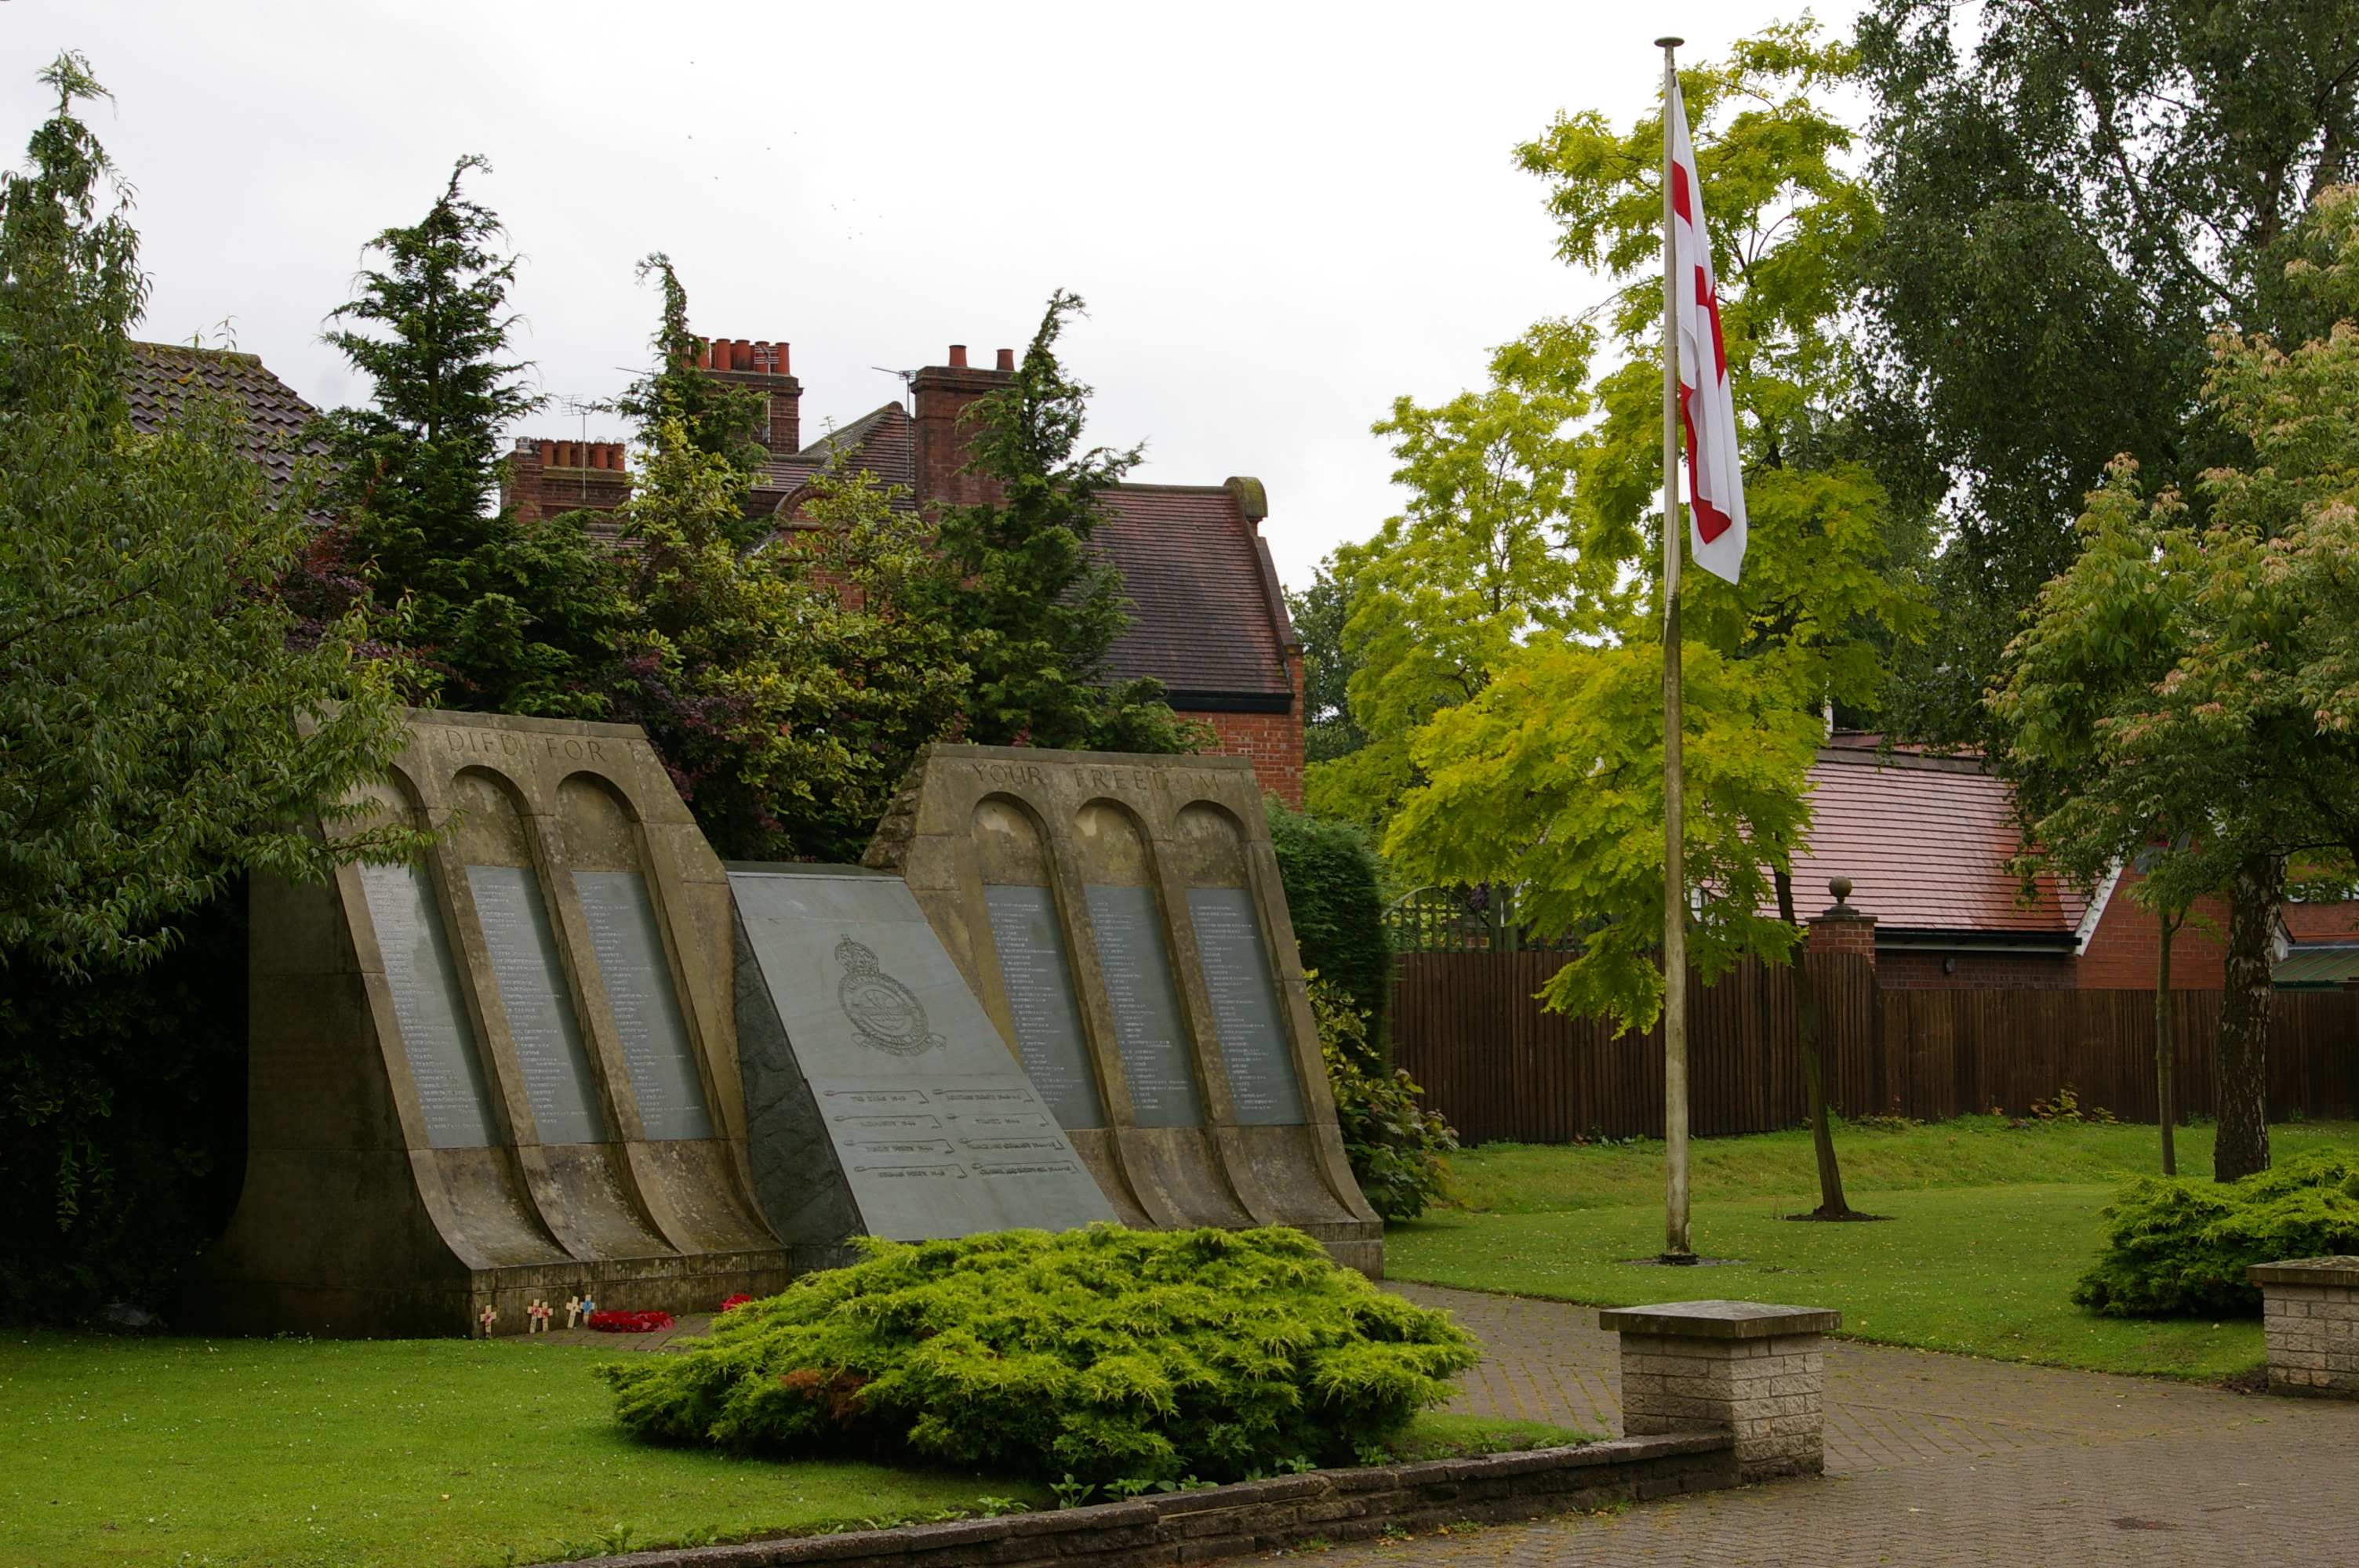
918, 291, 1206, 753
316, 157, 623, 717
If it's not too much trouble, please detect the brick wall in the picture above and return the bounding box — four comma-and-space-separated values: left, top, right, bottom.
1190, 711, 1303, 807
1877, 950, 2077, 989
2077, 870, 2230, 989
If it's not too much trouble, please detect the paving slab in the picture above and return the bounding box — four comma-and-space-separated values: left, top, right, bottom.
1330, 1283, 2359, 1566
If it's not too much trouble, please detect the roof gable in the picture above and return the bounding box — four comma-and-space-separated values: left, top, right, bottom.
1094, 484, 1292, 703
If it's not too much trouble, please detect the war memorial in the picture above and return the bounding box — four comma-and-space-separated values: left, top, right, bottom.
205, 713, 1379, 1338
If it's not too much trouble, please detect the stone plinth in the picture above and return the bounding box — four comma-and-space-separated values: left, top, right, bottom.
862, 745, 1383, 1275
2251, 1256, 2359, 1398
205, 710, 786, 1338
1598, 1300, 1840, 1482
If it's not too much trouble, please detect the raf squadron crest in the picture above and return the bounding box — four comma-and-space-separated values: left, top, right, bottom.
834, 934, 943, 1056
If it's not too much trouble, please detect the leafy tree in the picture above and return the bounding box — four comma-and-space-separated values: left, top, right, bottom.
917, 292, 1210, 754
1857, 0, 2359, 745
1359, 24, 1918, 1216
1305, 320, 1592, 828
1286, 566, 1368, 765
1990, 465, 2248, 1177
0, 54, 413, 971
315, 157, 627, 717
1994, 187, 2359, 1181
609, 253, 772, 490
608, 417, 970, 862
0, 56, 412, 1315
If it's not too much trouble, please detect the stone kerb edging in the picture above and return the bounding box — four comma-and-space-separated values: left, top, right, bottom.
2251, 1254, 2359, 1399
552, 1434, 1736, 1568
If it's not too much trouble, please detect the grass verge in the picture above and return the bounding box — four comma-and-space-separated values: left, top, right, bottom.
1390, 1118, 2359, 1381
0, 1331, 1049, 1568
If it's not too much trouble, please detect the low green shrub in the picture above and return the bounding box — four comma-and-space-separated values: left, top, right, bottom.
599, 1225, 1477, 1485
2072, 1149, 2359, 1317
1312, 975, 1456, 1219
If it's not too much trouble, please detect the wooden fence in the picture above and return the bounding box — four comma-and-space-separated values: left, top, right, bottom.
1387, 950, 2359, 1145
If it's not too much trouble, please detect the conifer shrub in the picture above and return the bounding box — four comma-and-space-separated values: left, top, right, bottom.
598, 1225, 1476, 1484
2072, 1150, 2359, 1317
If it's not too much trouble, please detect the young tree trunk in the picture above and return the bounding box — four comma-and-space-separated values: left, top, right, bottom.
2155, 906, 2180, 1178
1776, 868, 1852, 1218
2213, 853, 2281, 1183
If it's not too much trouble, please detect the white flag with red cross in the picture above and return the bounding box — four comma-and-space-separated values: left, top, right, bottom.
1666, 74, 1747, 584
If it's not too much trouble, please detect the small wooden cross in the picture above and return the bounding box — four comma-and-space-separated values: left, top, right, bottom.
477, 1304, 498, 1338
565, 1294, 583, 1330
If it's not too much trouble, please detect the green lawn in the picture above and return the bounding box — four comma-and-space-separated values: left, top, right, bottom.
1387, 1116, 2359, 1381
0, 1332, 1051, 1568
0, 1333, 1594, 1568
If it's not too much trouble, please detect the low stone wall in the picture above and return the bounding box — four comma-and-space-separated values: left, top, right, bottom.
2252, 1255, 2359, 1398
559, 1435, 1735, 1568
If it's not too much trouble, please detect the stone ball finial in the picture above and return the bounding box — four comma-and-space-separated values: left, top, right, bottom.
1829, 876, 1853, 902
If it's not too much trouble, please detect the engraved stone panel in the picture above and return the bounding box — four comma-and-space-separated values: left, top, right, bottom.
1085, 884, 1204, 1129
575, 870, 714, 1142
981, 885, 1103, 1130
467, 865, 606, 1145
1187, 887, 1306, 1125
358, 862, 498, 1149
732, 868, 1116, 1243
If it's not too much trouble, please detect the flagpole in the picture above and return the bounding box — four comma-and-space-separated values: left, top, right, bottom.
1656, 34, 1695, 1265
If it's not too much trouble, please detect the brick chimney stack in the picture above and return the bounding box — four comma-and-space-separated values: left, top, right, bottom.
911, 343, 1016, 509
696, 334, 801, 455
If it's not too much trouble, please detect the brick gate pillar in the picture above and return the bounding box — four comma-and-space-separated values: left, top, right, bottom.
1600, 1300, 1841, 1482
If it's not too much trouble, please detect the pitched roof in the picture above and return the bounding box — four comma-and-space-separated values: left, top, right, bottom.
764, 402, 916, 507
1790, 747, 2084, 935
124, 342, 326, 494
1094, 484, 1295, 706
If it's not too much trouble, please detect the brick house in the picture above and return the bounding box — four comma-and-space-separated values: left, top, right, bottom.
1794, 735, 2357, 990
504, 337, 1305, 804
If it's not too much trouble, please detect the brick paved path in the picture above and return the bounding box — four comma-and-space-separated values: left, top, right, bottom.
1340, 1283, 2359, 1566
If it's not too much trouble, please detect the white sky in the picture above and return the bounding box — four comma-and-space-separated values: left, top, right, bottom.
2, 0, 1863, 591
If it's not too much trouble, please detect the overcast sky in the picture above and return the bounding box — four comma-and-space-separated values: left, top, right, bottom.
3, 1, 1864, 590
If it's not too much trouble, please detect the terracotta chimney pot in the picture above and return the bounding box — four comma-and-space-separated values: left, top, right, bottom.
775, 339, 790, 375
948, 344, 969, 368
996, 348, 1015, 372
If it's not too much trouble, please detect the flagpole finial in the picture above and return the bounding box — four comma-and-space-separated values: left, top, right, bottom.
1655, 35, 1683, 48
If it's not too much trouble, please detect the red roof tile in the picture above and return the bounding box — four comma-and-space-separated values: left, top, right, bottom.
1789, 749, 2081, 933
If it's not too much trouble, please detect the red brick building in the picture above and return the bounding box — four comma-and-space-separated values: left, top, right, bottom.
1794, 736, 2355, 990
504, 336, 1306, 804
